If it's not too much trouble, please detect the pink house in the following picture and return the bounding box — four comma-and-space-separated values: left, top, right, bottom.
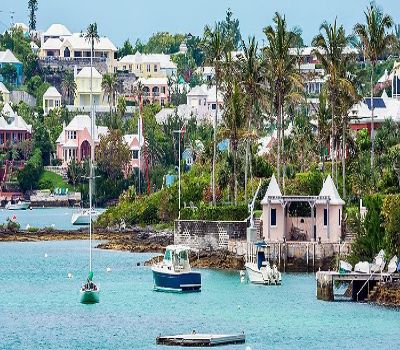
123, 133, 144, 171
131, 77, 169, 106
56, 115, 108, 165
261, 174, 344, 243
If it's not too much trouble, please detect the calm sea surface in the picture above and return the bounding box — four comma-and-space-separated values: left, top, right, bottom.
0, 208, 105, 230
0, 240, 399, 350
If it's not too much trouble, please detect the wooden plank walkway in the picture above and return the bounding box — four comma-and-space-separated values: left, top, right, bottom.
156, 333, 245, 347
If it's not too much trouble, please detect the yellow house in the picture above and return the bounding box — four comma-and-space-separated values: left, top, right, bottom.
117, 53, 177, 78
74, 67, 104, 107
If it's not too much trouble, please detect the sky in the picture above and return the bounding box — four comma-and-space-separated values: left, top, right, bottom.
1, 0, 399, 47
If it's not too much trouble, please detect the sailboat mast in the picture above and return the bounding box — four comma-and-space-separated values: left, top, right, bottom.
89, 36, 94, 273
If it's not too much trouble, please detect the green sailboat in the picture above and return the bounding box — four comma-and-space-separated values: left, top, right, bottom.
80, 23, 100, 305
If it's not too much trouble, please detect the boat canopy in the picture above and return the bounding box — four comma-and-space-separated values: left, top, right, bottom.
165, 245, 191, 253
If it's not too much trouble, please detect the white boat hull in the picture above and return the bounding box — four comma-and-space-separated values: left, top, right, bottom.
245, 263, 281, 285
71, 210, 100, 225
388, 256, 398, 273
339, 260, 352, 273
6, 202, 30, 210
354, 261, 370, 274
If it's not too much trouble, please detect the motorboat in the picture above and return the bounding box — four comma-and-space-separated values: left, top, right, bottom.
71, 209, 100, 225
339, 260, 352, 273
5, 200, 30, 210
245, 242, 281, 285
152, 245, 201, 292
354, 261, 370, 274
387, 256, 398, 273
370, 249, 386, 272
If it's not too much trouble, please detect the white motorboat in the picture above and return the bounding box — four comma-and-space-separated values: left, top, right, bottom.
387, 256, 398, 273
71, 209, 100, 225
339, 260, 352, 273
370, 249, 386, 272
5, 200, 30, 210
354, 261, 370, 274
245, 242, 281, 285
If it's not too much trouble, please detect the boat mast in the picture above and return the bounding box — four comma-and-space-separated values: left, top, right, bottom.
89, 34, 94, 273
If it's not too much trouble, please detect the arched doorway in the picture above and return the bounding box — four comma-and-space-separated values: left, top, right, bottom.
81, 140, 91, 160
64, 47, 71, 58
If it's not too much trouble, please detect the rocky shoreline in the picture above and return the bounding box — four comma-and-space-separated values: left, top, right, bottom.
369, 282, 400, 308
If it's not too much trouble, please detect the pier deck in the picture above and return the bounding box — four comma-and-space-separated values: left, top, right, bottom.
156, 333, 245, 347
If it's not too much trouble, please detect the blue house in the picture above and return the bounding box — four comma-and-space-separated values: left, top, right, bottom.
0, 50, 23, 86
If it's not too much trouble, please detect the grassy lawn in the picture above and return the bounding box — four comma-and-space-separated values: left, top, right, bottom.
38, 170, 74, 192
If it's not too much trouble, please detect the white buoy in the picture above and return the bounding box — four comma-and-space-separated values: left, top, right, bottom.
106, 267, 111, 272
67, 272, 73, 279
44, 253, 48, 258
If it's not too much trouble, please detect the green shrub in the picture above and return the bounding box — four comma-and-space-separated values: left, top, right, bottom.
17, 148, 43, 191
382, 195, 400, 257
181, 205, 248, 221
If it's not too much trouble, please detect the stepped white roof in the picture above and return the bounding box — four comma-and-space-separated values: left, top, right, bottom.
0, 82, 10, 94
261, 174, 282, 204
65, 33, 117, 51
56, 114, 108, 144
44, 24, 71, 37
0, 103, 32, 133
76, 67, 102, 79
43, 86, 61, 98
0, 49, 21, 64
119, 53, 176, 69
318, 175, 345, 205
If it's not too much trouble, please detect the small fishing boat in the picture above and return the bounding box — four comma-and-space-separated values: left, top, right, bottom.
354, 261, 370, 274
5, 200, 30, 210
339, 260, 352, 273
71, 208, 100, 225
152, 245, 201, 292
245, 242, 281, 285
387, 256, 398, 273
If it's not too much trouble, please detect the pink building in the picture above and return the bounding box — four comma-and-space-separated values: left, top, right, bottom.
261, 174, 344, 243
56, 115, 108, 165
131, 77, 169, 106
123, 133, 144, 171
0, 103, 32, 148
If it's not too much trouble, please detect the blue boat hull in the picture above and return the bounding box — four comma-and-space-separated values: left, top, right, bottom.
152, 269, 201, 292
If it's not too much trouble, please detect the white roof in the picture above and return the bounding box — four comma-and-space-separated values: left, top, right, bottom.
43, 86, 61, 98
136, 77, 168, 85
41, 38, 64, 50
43, 24, 71, 37
0, 49, 21, 64
0, 103, 32, 133
76, 67, 102, 79
57, 114, 108, 144
0, 82, 10, 94
261, 174, 282, 204
13, 23, 29, 32
288, 46, 358, 57
318, 175, 345, 205
64, 33, 117, 51
119, 52, 176, 69
187, 85, 208, 97
155, 104, 218, 125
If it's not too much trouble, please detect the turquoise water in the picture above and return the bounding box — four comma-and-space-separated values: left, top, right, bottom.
0, 240, 399, 350
0, 208, 104, 230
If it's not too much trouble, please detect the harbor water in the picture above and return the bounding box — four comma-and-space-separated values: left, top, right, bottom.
0, 208, 105, 231
0, 240, 399, 350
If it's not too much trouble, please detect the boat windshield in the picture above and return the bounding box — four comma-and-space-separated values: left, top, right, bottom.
164, 249, 172, 261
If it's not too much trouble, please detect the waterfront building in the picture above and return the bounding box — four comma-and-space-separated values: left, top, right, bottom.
0, 82, 10, 103
0, 103, 32, 147
43, 86, 62, 115
39, 24, 117, 73
0, 49, 23, 86
260, 174, 344, 243
117, 53, 177, 77
56, 114, 108, 165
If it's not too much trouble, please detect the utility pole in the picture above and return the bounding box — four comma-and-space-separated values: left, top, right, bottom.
173, 126, 185, 219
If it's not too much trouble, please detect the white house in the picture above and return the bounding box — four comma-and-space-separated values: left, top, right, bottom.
0, 82, 10, 103
74, 67, 105, 108
0, 103, 32, 147
43, 86, 62, 115
186, 84, 223, 114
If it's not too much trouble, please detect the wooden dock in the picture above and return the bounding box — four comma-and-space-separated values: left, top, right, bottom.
156, 333, 245, 347
316, 271, 399, 302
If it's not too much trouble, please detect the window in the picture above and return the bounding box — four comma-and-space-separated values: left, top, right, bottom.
132, 150, 139, 160
270, 208, 277, 227
211, 103, 216, 110
339, 209, 341, 226
147, 64, 151, 72
55, 100, 60, 107
161, 86, 165, 94
324, 208, 328, 226
154, 65, 158, 72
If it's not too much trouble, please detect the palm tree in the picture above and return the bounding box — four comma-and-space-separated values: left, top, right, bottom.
202, 23, 233, 206
61, 72, 77, 105
263, 13, 302, 187
102, 73, 119, 128
354, 3, 394, 167
312, 19, 352, 181
239, 36, 264, 202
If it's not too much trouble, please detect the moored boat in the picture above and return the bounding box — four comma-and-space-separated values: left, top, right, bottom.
245, 242, 281, 285
354, 261, 370, 273
152, 245, 201, 292
339, 260, 352, 273
5, 200, 30, 210
71, 209, 100, 225
80, 271, 99, 304
370, 249, 386, 272
387, 256, 398, 273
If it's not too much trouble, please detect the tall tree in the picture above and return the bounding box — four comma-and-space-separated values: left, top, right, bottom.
263, 13, 302, 187
354, 2, 394, 167
202, 23, 232, 206
101, 73, 119, 128
28, 0, 38, 31
61, 71, 77, 105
